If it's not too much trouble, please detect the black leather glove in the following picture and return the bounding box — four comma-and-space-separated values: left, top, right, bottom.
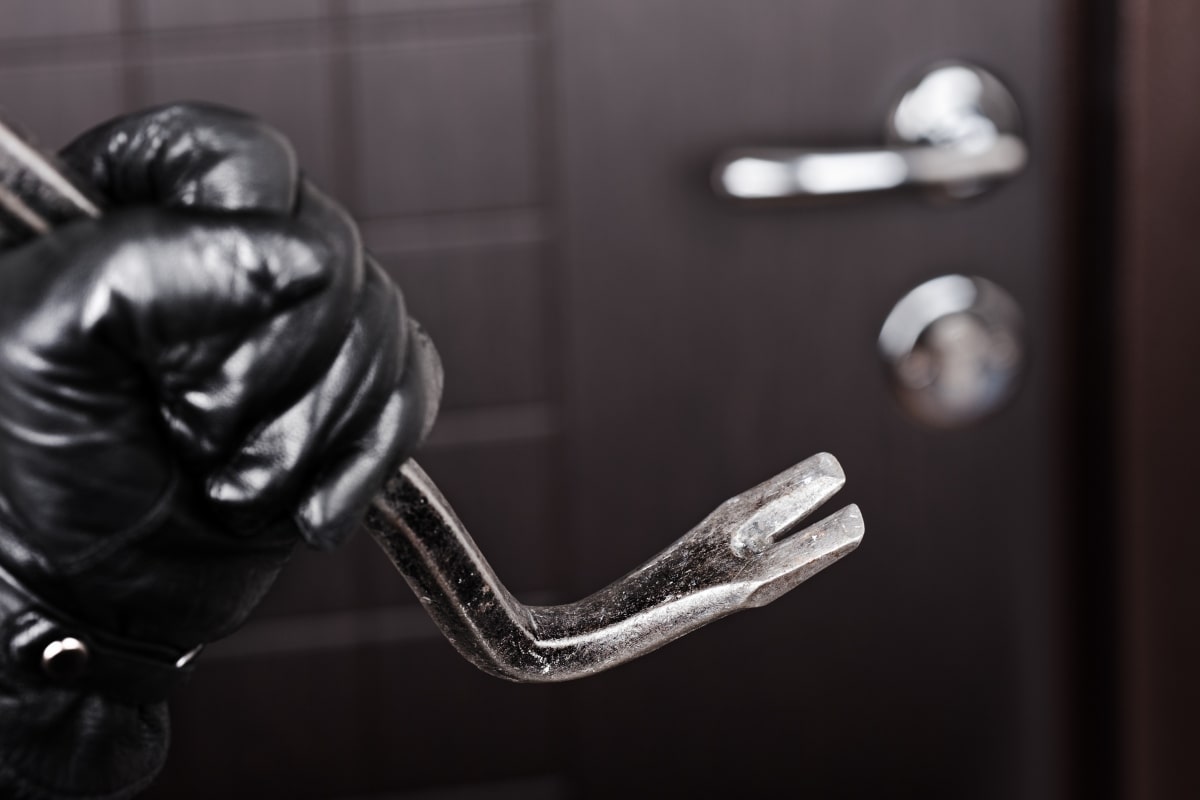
0, 104, 442, 800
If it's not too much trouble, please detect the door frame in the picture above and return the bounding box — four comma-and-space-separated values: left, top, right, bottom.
1114, 0, 1200, 797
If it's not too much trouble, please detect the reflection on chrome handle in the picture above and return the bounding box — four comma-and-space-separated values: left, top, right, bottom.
713, 61, 1027, 202
715, 135, 1027, 199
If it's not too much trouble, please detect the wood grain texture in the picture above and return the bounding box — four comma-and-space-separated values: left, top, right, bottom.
348, 33, 539, 216
1119, 1, 1200, 797
0, 0, 121, 41
555, 1, 1067, 796
130, 0, 327, 30
380, 244, 550, 409
0, 61, 125, 149
143, 639, 568, 798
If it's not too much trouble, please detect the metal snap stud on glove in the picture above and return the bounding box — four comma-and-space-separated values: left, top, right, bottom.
41, 637, 89, 681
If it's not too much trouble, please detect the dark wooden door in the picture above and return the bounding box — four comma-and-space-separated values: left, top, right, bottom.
555, 3, 1069, 798
0, 2, 1077, 798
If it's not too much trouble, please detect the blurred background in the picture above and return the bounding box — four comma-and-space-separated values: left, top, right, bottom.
1, 1, 1197, 798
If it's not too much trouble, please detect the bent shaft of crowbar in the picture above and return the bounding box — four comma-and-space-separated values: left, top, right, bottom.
366, 454, 862, 681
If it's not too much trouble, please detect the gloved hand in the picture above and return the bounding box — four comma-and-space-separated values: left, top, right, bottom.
0, 104, 442, 800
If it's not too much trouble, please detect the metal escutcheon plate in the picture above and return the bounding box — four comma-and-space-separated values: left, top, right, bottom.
879, 274, 1025, 428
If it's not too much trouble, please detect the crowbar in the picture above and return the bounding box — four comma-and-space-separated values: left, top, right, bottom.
0, 113, 864, 682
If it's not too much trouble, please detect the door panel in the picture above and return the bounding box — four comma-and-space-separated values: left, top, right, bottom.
0, 1, 1073, 797
557, 2, 1065, 797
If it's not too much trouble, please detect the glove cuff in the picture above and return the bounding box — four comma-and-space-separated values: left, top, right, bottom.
0, 560, 201, 705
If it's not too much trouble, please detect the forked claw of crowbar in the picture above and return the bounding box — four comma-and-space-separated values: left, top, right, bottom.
364, 452, 864, 682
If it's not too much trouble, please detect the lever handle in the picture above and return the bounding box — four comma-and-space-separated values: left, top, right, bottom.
712, 61, 1027, 202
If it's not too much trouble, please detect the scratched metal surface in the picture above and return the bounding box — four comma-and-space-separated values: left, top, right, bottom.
364, 457, 862, 682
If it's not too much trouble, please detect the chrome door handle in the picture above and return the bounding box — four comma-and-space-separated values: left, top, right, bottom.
712, 61, 1027, 202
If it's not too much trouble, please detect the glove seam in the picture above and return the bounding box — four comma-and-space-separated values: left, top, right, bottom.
0, 563, 199, 704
